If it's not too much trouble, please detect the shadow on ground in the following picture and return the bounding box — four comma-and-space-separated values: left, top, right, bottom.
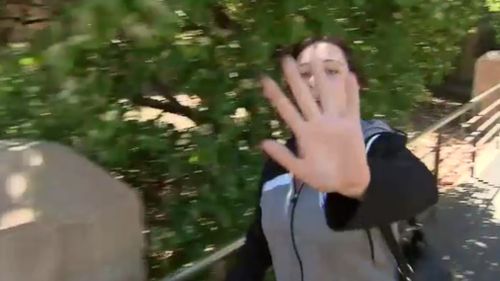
423, 172, 500, 281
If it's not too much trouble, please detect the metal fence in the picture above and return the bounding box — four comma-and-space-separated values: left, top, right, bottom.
162, 82, 500, 281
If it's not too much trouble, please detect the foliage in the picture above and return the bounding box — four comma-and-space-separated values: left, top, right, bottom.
487, 0, 500, 42
0, 0, 488, 279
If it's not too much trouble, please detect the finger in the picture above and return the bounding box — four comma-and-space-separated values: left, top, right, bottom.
261, 76, 305, 132
261, 140, 302, 174
345, 73, 361, 119
282, 56, 321, 119
311, 56, 346, 116
311, 56, 336, 114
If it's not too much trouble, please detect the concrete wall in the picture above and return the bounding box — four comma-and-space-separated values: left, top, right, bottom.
0, 141, 145, 281
473, 50, 500, 108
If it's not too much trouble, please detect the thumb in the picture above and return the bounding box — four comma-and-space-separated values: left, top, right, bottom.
345, 73, 361, 119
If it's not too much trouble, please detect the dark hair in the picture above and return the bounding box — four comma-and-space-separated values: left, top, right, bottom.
277, 36, 366, 87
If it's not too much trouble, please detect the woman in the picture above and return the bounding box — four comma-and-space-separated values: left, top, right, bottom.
225, 36, 438, 281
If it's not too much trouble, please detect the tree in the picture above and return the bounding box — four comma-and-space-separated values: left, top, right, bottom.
0, 0, 486, 279
487, 0, 500, 42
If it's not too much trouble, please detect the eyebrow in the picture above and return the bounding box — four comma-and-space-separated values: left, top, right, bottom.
298, 59, 345, 67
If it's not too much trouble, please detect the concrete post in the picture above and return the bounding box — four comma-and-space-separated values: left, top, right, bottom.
472, 51, 500, 109
0, 141, 145, 281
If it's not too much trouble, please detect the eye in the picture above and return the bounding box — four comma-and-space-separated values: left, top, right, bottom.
300, 71, 311, 78
325, 68, 339, 76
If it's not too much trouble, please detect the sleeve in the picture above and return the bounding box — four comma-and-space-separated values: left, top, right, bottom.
224, 206, 272, 281
225, 161, 274, 281
322, 131, 439, 231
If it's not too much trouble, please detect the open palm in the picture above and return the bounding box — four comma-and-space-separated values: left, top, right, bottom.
260, 56, 370, 198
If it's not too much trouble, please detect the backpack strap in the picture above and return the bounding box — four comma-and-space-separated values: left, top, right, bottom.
379, 224, 414, 281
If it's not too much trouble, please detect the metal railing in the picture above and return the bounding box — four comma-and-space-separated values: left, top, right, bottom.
162, 82, 500, 281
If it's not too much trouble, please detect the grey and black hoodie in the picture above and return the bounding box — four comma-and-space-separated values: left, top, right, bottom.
225, 120, 438, 281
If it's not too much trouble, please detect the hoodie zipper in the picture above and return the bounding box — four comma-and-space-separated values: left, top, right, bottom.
290, 180, 305, 281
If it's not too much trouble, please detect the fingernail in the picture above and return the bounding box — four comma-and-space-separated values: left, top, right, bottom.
258, 141, 265, 151
260, 140, 271, 150
281, 55, 293, 65
259, 75, 270, 86
260, 78, 272, 99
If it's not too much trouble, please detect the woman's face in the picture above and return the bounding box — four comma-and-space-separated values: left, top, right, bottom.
296, 42, 350, 103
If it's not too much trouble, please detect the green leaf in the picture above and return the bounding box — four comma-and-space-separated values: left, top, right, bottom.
395, 0, 417, 7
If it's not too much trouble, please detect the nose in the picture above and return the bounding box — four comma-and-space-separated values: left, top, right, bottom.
307, 75, 320, 101
308, 75, 315, 88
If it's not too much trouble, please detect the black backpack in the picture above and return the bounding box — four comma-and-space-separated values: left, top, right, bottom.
379, 219, 453, 281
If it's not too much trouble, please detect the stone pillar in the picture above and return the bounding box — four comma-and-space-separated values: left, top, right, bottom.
0, 141, 145, 281
472, 51, 500, 109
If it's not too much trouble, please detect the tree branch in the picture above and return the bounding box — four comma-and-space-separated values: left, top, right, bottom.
0, 16, 19, 22
147, 79, 175, 99
144, 80, 195, 116
0, 16, 50, 25
22, 17, 50, 25
211, 4, 240, 31
133, 96, 196, 120
179, 4, 241, 35
132, 79, 211, 125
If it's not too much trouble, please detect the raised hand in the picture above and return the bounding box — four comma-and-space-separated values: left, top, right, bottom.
260, 56, 370, 198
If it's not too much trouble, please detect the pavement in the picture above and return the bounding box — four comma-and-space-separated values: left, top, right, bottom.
422, 151, 500, 281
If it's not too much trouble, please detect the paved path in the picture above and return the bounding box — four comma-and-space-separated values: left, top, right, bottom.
423, 152, 500, 281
